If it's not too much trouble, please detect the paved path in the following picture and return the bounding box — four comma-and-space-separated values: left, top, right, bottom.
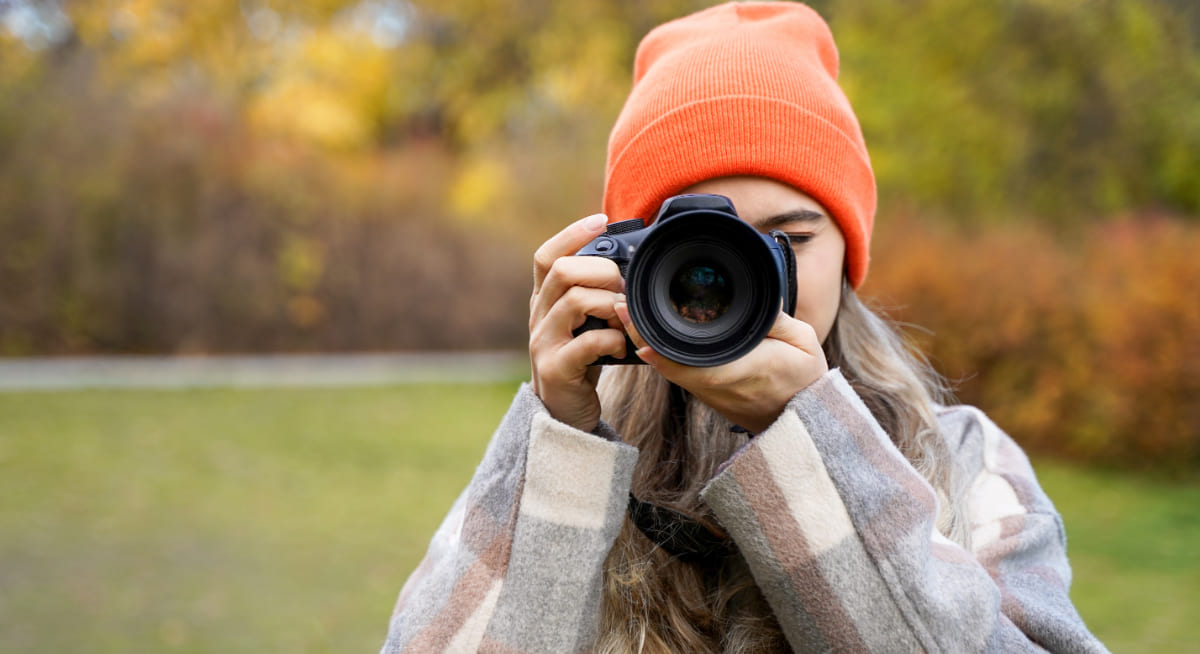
0, 352, 529, 391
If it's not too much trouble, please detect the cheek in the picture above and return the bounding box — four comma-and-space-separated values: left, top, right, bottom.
791, 243, 845, 342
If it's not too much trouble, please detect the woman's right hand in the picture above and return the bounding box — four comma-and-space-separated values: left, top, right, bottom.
529, 213, 629, 432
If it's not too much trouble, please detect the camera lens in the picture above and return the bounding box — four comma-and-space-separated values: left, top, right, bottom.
669, 261, 731, 324
626, 207, 784, 367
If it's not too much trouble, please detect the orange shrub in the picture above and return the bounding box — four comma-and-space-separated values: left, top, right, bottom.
867, 215, 1200, 473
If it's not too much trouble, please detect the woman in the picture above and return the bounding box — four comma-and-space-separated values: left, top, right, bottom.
382, 3, 1108, 652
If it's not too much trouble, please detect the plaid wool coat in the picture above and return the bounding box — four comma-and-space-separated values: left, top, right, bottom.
381, 370, 1109, 653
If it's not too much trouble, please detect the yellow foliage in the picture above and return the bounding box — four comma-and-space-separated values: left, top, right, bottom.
0, 32, 37, 80
245, 28, 394, 149
449, 155, 513, 222
248, 79, 373, 149
527, 14, 630, 111
69, 2, 248, 95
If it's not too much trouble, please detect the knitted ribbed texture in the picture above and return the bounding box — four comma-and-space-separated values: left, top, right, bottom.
603, 2, 876, 288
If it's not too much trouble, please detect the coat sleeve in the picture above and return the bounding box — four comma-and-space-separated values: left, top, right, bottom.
701, 369, 1110, 654
381, 384, 639, 654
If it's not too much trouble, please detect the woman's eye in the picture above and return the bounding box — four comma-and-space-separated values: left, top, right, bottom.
785, 233, 815, 246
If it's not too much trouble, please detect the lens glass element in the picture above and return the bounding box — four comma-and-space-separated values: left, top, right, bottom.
669, 261, 732, 324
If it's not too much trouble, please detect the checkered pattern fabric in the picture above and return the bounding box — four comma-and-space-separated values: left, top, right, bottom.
381, 370, 1108, 653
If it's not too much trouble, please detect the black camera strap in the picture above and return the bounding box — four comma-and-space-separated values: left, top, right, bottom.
770, 229, 798, 317
625, 382, 735, 564
627, 493, 731, 564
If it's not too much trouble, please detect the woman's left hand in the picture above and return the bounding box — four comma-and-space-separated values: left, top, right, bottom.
614, 301, 828, 434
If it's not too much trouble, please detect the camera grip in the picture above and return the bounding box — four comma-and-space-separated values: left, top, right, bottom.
572, 315, 643, 365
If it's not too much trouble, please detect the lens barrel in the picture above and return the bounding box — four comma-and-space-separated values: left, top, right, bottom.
626, 208, 784, 367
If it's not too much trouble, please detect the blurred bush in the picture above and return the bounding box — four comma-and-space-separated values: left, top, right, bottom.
869, 215, 1200, 473
0, 68, 531, 354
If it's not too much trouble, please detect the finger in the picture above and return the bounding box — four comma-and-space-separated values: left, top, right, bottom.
534, 286, 625, 346
612, 299, 644, 349
539, 327, 628, 380
613, 299, 688, 374
565, 327, 628, 366
765, 311, 821, 353
532, 213, 609, 294
531, 256, 624, 328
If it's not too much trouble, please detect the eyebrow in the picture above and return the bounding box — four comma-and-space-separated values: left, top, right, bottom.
755, 209, 826, 230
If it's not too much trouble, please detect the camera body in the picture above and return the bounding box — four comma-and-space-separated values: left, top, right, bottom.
575, 194, 797, 367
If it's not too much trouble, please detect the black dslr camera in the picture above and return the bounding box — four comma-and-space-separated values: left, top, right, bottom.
574, 194, 797, 367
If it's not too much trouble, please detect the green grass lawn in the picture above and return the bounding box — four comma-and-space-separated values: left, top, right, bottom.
0, 383, 1195, 652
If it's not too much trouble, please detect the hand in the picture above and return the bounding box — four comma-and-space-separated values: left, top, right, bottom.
615, 302, 828, 434
529, 213, 628, 432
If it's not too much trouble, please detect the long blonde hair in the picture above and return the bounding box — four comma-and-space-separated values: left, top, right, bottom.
592, 284, 967, 653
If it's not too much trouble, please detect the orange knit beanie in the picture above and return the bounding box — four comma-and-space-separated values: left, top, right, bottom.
603, 1, 876, 288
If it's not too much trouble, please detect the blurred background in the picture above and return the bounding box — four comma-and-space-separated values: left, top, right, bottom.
1, 0, 1197, 651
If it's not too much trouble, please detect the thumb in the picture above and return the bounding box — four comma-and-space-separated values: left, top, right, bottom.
767, 311, 822, 354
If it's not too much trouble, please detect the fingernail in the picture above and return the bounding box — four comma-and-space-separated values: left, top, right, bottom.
583, 213, 608, 232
